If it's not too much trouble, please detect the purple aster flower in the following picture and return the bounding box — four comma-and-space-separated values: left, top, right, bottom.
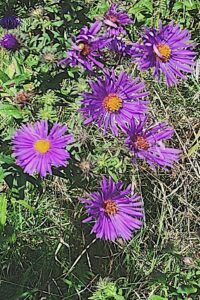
59, 21, 109, 71
0, 15, 21, 29
79, 69, 149, 136
0, 33, 19, 50
124, 117, 181, 169
81, 176, 144, 241
131, 21, 196, 86
104, 4, 132, 36
108, 38, 132, 57
12, 120, 74, 177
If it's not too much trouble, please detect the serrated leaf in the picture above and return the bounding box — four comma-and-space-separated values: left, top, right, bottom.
0, 103, 22, 119
0, 194, 7, 226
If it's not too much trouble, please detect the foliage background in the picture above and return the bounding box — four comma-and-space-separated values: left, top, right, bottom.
0, 0, 199, 299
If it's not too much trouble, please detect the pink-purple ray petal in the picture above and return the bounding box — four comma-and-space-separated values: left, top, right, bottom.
12, 120, 74, 177
81, 176, 144, 241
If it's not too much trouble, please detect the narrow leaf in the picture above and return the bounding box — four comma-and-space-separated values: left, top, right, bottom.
0, 194, 7, 225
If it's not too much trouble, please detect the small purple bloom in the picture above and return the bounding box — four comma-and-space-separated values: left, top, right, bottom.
131, 21, 196, 86
124, 117, 181, 169
108, 38, 132, 57
59, 21, 109, 71
0, 15, 21, 29
79, 69, 149, 136
0, 33, 19, 50
12, 120, 74, 177
81, 176, 144, 241
104, 4, 132, 36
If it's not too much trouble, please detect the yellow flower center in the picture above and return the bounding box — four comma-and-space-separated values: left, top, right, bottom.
103, 199, 118, 216
34, 139, 51, 154
103, 93, 123, 112
78, 43, 91, 56
156, 44, 171, 62
79, 43, 85, 50
134, 136, 149, 150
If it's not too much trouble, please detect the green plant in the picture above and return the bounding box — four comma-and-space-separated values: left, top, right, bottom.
89, 278, 125, 300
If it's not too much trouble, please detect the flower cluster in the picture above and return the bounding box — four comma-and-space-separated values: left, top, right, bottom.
0, 14, 21, 50
10, 4, 196, 242
61, 5, 196, 86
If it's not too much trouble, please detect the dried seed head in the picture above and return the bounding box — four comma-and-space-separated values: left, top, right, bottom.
30, 7, 44, 18
183, 256, 194, 266
15, 91, 32, 105
79, 159, 91, 173
42, 52, 56, 63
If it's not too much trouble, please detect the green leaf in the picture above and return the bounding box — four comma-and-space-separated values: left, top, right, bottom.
108, 170, 118, 182
0, 154, 15, 164
188, 129, 200, 156
115, 295, 125, 300
52, 20, 64, 27
63, 279, 73, 287
0, 70, 10, 83
17, 200, 35, 214
12, 73, 31, 85
149, 296, 167, 300
0, 194, 7, 226
0, 167, 11, 183
6, 62, 16, 79
12, 57, 24, 75
0, 103, 22, 119
188, 142, 199, 156
177, 285, 197, 295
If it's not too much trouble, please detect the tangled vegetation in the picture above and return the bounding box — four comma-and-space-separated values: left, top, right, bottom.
0, 0, 199, 299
